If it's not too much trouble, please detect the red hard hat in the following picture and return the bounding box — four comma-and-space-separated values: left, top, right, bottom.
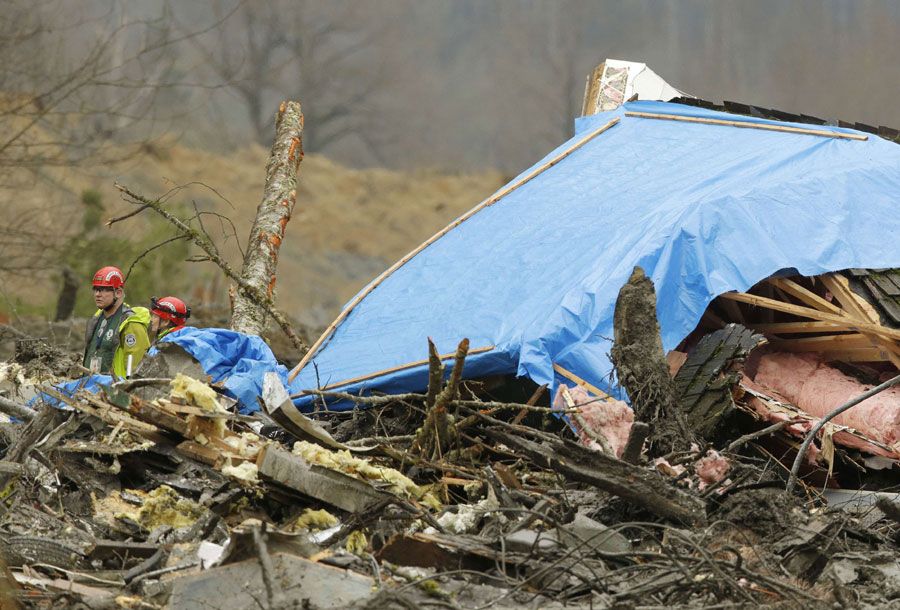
151, 296, 191, 324
92, 266, 125, 288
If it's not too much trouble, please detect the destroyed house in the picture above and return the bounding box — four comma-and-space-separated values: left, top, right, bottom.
287, 88, 900, 444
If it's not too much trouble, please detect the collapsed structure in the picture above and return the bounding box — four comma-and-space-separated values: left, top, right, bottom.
286, 60, 900, 428
4, 59, 900, 607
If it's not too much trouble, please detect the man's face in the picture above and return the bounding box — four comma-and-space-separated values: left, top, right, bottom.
93, 286, 117, 310
150, 313, 161, 334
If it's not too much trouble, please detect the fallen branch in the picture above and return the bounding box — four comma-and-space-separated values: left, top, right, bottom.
0, 395, 35, 422
621, 421, 649, 464
252, 523, 287, 609
0, 404, 57, 489
485, 427, 707, 526
297, 388, 579, 414
726, 418, 805, 452
112, 377, 173, 392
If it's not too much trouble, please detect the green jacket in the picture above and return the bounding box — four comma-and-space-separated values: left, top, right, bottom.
83, 303, 151, 377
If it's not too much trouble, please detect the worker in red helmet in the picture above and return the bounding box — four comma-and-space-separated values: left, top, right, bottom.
82, 266, 150, 377
149, 296, 191, 342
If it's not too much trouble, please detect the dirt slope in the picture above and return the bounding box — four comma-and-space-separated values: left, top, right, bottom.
2, 137, 508, 332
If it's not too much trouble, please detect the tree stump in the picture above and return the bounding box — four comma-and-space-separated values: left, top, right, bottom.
610, 266, 693, 456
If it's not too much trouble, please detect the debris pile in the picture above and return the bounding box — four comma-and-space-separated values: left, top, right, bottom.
2, 270, 900, 608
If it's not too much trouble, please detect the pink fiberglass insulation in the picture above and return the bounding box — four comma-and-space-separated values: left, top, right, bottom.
695, 450, 730, 490
553, 384, 634, 458
753, 352, 900, 446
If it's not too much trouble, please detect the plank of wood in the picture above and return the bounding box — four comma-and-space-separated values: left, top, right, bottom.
815, 346, 890, 362
176, 440, 224, 468
289, 117, 623, 383
771, 333, 871, 352
749, 321, 849, 334
64, 389, 158, 432
818, 274, 881, 324
288, 345, 495, 395
719, 296, 746, 324
580, 61, 606, 117
768, 277, 844, 315
256, 445, 390, 513
814, 273, 900, 366
719, 292, 900, 341
625, 111, 868, 140
127, 401, 189, 436
552, 363, 615, 401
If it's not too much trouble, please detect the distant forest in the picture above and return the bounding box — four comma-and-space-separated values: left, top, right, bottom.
4, 0, 899, 174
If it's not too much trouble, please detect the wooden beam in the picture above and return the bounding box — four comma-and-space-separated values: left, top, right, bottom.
719, 291, 900, 342
718, 296, 746, 324
288, 345, 495, 397
767, 277, 844, 315
701, 308, 727, 329
581, 61, 606, 117
553, 363, 615, 401
814, 274, 900, 368
815, 347, 891, 363
749, 321, 849, 334
289, 117, 622, 383
818, 274, 881, 324
625, 111, 868, 140
771, 333, 871, 352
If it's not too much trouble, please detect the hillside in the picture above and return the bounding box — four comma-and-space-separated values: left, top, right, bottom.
2, 137, 508, 335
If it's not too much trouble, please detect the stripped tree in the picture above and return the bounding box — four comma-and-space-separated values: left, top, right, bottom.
230, 101, 304, 338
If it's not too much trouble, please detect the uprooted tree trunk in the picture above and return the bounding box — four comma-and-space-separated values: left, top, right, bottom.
412, 338, 468, 461
230, 101, 304, 338
610, 266, 694, 456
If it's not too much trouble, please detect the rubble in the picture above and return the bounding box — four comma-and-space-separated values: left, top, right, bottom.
1, 271, 900, 608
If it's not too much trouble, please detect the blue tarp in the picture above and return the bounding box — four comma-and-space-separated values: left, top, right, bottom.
288, 100, 900, 411
36, 329, 289, 414
30, 375, 114, 408
156, 327, 291, 414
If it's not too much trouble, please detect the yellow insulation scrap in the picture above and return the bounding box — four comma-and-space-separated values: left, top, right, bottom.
290, 508, 338, 532
291, 441, 442, 510
170, 373, 224, 412
222, 459, 259, 484
346, 530, 368, 554
170, 373, 229, 440
114, 485, 205, 530
223, 432, 263, 458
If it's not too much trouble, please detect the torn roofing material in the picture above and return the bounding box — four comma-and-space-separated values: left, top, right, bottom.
289, 99, 900, 411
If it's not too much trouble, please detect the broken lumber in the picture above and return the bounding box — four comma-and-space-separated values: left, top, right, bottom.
255, 444, 390, 513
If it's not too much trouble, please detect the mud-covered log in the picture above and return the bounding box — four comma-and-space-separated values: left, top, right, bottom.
230, 101, 304, 339
610, 266, 693, 455
486, 427, 706, 526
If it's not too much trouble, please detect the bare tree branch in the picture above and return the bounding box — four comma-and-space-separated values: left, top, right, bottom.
114, 182, 306, 353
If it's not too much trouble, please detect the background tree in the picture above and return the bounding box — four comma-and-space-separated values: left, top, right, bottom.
187, 0, 405, 163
